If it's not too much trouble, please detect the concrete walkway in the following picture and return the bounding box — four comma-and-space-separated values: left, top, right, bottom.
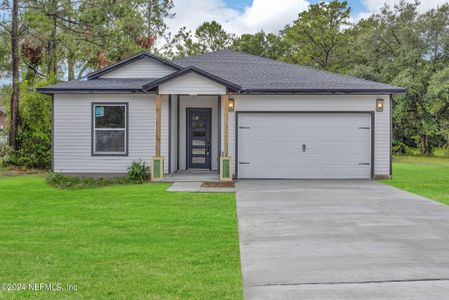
166, 181, 235, 192
236, 180, 449, 299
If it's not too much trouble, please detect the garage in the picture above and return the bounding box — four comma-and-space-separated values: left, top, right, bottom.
236, 112, 373, 179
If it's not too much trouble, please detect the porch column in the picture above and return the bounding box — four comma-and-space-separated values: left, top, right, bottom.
151, 94, 164, 181
220, 94, 232, 181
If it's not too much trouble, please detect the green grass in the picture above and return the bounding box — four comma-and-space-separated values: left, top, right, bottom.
0, 176, 242, 299
381, 155, 449, 206
406, 147, 449, 157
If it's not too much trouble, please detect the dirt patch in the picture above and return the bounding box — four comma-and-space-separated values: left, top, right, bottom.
201, 181, 235, 188
0, 166, 47, 177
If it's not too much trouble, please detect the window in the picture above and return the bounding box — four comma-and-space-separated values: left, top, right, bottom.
92, 103, 127, 155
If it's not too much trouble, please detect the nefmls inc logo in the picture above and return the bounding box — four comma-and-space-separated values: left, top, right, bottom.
28, 283, 63, 291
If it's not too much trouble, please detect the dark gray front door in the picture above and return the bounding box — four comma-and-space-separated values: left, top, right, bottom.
187, 108, 212, 169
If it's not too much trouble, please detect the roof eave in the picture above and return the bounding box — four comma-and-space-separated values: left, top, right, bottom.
239, 88, 407, 95
36, 87, 148, 94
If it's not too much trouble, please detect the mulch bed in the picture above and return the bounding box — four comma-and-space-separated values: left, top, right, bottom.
201, 181, 235, 188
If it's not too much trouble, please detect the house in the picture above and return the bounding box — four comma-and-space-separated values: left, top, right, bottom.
37, 50, 406, 181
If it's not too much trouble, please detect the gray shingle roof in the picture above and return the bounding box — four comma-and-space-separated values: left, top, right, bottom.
38, 50, 406, 94
174, 50, 405, 93
37, 78, 158, 93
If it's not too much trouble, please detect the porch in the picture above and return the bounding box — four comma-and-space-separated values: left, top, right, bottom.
143, 67, 239, 182
151, 93, 233, 182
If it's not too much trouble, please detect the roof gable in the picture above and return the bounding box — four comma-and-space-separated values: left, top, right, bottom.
142, 67, 241, 94
87, 52, 181, 80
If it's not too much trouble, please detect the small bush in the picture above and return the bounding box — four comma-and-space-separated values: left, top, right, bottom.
128, 160, 150, 183
47, 173, 130, 190
0, 140, 12, 166
392, 142, 410, 155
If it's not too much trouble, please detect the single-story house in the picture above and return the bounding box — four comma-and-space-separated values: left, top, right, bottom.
37, 50, 406, 181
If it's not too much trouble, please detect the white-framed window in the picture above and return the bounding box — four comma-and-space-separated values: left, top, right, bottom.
92, 103, 128, 156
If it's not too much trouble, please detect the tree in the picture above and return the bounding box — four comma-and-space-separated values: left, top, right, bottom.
427, 67, 449, 148
167, 21, 234, 58
139, 0, 175, 52
165, 26, 201, 58
232, 31, 287, 60
9, 0, 20, 149
283, 0, 351, 71
195, 21, 234, 52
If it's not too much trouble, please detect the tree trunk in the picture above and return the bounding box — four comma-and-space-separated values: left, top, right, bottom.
68, 55, 75, 81
47, 0, 58, 76
9, 0, 20, 150
420, 134, 432, 156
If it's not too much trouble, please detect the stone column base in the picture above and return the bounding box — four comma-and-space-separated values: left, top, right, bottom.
151, 157, 164, 181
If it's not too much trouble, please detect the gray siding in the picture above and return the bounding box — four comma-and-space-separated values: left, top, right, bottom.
170, 95, 178, 173
100, 57, 175, 79
159, 72, 226, 95
53, 94, 169, 174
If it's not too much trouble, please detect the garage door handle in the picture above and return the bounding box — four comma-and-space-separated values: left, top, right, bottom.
359, 127, 370, 129
239, 126, 250, 129
358, 163, 370, 165
239, 162, 250, 165
302, 144, 306, 152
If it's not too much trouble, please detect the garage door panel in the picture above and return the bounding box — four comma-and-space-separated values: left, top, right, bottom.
238, 165, 370, 179
237, 113, 372, 179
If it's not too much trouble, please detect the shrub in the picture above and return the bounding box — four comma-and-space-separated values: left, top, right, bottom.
7, 80, 52, 169
47, 173, 130, 190
0, 140, 12, 166
128, 160, 150, 183
392, 142, 410, 155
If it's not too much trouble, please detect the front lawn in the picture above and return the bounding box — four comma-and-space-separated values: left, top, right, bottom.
0, 176, 242, 299
381, 155, 449, 206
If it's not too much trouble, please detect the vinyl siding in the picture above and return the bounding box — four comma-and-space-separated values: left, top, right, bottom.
170, 95, 178, 173
178, 95, 219, 170
222, 95, 391, 178
53, 94, 169, 174
99, 57, 176, 79
159, 72, 226, 95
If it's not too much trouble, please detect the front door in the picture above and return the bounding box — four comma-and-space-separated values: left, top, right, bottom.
187, 108, 212, 169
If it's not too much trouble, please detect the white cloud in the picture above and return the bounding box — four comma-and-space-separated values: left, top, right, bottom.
166, 0, 310, 36
236, 0, 310, 33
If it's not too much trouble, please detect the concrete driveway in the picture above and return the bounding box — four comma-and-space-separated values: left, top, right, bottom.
236, 180, 449, 299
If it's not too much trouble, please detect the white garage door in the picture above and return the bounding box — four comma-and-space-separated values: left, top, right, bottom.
237, 113, 372, 179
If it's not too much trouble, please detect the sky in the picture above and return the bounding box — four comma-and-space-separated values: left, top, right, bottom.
166, 0, 449, 35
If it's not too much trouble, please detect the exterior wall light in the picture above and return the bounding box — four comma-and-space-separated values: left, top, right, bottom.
228, 98, 235, 112
376, 98, 384, 112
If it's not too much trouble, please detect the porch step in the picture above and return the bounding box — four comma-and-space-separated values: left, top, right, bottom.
162, 170, 220, 182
